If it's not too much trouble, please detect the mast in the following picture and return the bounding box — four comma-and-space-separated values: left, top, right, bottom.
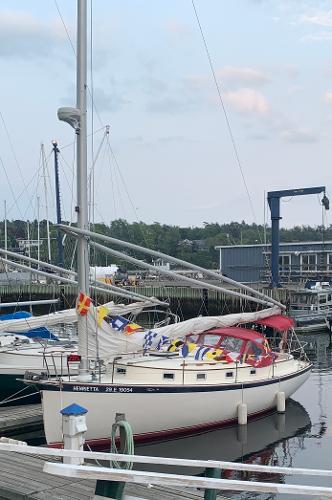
4, 200, 7, 272
76, 0, 90, 379
52, 140, 64, 267
57, 0, 89, 379
41, 143, 52, 263
37, 195, 40, 269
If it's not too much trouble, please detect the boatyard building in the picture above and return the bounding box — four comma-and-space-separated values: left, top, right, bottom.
215, 241, 332, 284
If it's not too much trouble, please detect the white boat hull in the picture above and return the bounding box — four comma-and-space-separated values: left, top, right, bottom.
41, 364, 311, 447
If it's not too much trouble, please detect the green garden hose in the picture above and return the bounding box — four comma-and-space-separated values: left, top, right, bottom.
110, 419, 134, 469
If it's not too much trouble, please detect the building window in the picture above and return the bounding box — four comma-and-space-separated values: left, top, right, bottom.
279, 254, 291, 273
301, 254, 317, 272
327, 254, 332, 271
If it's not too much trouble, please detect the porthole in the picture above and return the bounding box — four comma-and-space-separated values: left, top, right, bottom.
116, 368, 126, 375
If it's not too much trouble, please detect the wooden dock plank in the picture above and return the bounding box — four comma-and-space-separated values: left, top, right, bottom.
0, 404, 42, 433
0, 450, 205, 500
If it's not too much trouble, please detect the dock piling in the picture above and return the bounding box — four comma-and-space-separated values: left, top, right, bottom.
204, 467, 221, 500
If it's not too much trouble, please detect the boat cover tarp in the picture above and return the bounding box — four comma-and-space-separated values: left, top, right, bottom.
86, 305, 282, 360
255, 314, 295, 332
0, 311, 32, 321
0, 300, 152, 334
15, 327, 59, 341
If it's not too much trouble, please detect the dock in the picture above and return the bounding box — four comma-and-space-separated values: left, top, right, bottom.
0, 281, 291, 313
0, 449, 204, 499
0, 404, 42, 434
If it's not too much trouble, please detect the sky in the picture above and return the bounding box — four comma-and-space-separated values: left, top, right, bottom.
1, 0, 332, 229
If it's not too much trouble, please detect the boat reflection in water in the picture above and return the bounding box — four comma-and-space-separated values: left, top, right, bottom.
135, 398, 312, 478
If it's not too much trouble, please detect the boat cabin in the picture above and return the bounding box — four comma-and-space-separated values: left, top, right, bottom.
290, 289, 332, 314
187, 327, 269, 358
182, 315, 294, 367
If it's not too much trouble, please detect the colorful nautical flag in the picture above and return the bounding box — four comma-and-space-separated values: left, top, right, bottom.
97, 305, 108, 326
194, 346, 212, 361
156, 335, 169, 350
110, 315, 130, 331
143, 330, 158, 350
179, 342, 197, 358
124, 322, 142, 334
167, 339, 184, 353
225, 351, 241, 363
77, 292, 92, 316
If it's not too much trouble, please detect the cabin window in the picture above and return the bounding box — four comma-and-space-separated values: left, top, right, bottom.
196, 373, 206, 380
329, 294, 332, 302
187, 334, 199, 343
163, 373, 174, 380
319, 295, 327, 304
250, 369, 256, 375
201, 334, 221, 346
301, 253, 317, 273
220, 337, 243, 352
116, 368, 126, 375
245, 342, 262, 357
226, 371, 234, 378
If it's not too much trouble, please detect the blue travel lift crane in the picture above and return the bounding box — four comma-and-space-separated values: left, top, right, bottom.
267, 187, 329, 288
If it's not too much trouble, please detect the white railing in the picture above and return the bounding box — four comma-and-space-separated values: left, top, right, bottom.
0, 442, 332, 497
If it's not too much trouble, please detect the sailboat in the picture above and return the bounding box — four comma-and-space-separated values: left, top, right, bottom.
29, 0, 312, 447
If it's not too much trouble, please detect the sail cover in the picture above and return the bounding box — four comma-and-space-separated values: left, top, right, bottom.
86, 305, 282, 360
0, 300, 152, 334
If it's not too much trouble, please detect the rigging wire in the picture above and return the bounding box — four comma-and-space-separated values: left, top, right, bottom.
0, 111, 29, 196
0, 154, 24, 219
191, 1, 274, 283
54, 0, 76, 55
191, 1, 257, 223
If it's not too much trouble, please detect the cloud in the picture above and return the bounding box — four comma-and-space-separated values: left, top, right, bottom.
301, 31, 332, 42
217, 66, 270, 87
223, 88, 269, 114
280, 127, 318, 143
0, 10, 66, 59
325, 91, 332, 103
299, 10, 332, 27
93, 85, 131, 112
146, 96, 197, 114
287, 85, 303, 95
246, 132, 271, 141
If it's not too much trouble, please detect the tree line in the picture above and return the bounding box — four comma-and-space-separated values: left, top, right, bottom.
0, 219, 329, 270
